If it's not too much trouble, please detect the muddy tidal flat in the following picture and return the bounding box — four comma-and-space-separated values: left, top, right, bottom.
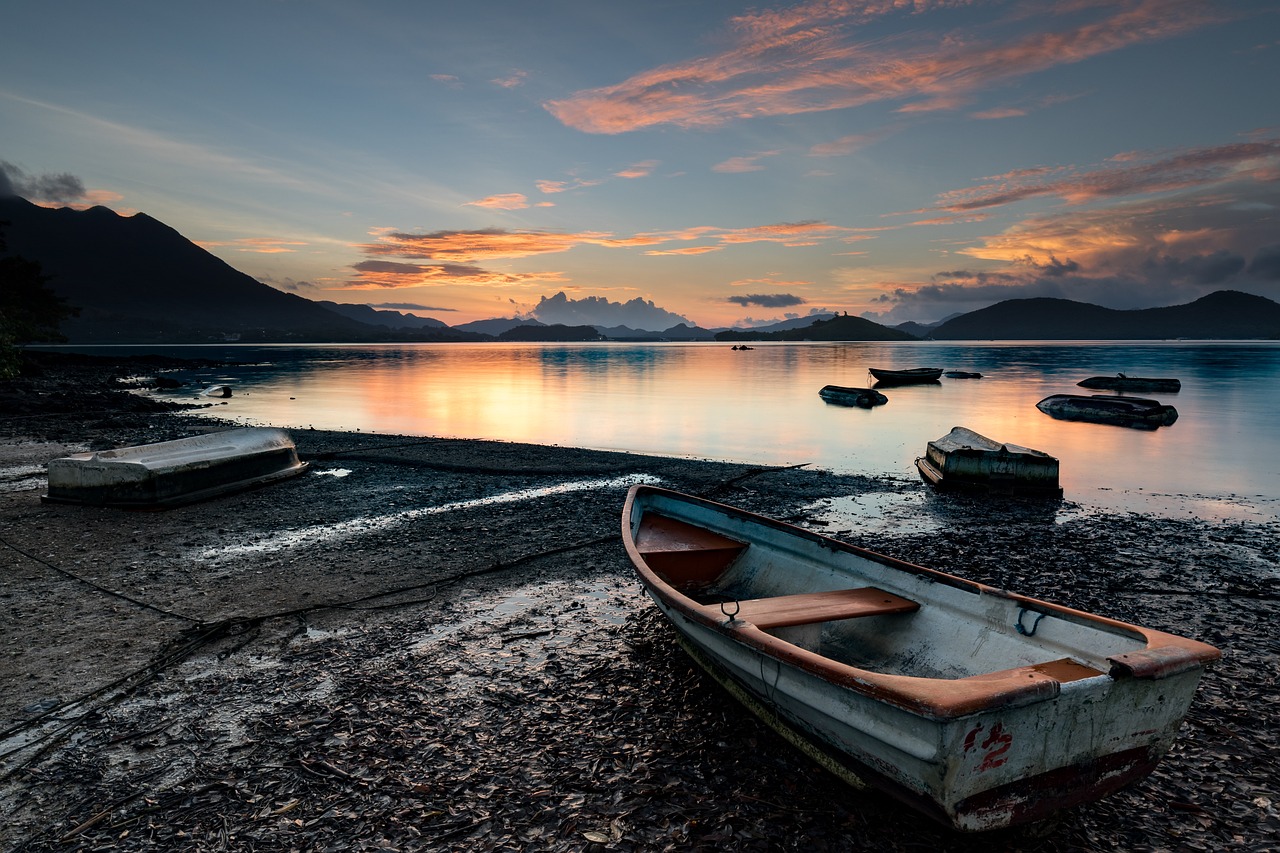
1, 354, 1277, 851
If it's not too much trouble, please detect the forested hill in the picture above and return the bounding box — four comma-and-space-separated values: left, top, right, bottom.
929, 291, 1280, 340
715, 314, 916, 342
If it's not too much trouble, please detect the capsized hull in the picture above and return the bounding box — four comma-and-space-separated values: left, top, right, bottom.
1036, 394, 1178, 429
916, 426, 1061, 497
1077, 375, 1180, 393
44, 427, 307, 508
622, 485, 1217, 831
818, 385, 888, 408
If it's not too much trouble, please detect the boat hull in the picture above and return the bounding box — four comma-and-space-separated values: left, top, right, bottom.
915, 426, 1061, 497
868, 367, 943, 385
1036, 394, 1178, 429
818, 385, 888, 408
623, 485, 1217, 831
1077, 376, 1180, 393
44, 427, 307, 508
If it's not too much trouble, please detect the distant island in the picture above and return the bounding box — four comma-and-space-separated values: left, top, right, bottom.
2, 196, 1278, 344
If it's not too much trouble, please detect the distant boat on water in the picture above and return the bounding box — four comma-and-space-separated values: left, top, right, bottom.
1036, 394, 1178, 430
868, 367, 943, 385
818, 385, 888, 408
1077, 375, 1181, 393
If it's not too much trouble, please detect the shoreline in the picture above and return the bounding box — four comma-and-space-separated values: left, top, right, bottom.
1, 353, 1277, 850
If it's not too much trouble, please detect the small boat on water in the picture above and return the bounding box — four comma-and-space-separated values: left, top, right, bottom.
916, 426, 1061, 497
944, 371, 983, 379
623, 485, 1218, 832
1036, 394, 1178, 429
44, 427, 308, 508
1077, 374, 1181, 393
868, 367, 943, 385
819, 385, 888, 408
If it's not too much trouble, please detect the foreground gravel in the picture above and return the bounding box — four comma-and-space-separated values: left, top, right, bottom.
1, 354, 1276, 851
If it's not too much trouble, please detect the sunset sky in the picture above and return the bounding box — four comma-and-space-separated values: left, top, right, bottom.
3, 0, 1278, 329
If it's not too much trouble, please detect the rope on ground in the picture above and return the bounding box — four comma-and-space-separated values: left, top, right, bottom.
0, 534, 200, 624
0, 532, 620, 763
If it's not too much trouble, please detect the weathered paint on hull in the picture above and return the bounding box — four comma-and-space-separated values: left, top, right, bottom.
1035, 394, 1178, 429
916, 426, 1061, 497
44, 427, 307, 508
654, 595, 1200, 831
623, 486, 1218, 832
818, 385, 888, 408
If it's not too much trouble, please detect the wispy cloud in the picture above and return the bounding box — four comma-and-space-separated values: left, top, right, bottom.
712, 151, 779, 173
348, 258, 568, 289
536, 177, 603, 194
197, 237, 309, 254
545, 0, 1224, 134
464, 193, 530, 210
492, 69, 529, 89
614, 160, 659, 179
361, 221, 862, 268
936, 134, 1280, 211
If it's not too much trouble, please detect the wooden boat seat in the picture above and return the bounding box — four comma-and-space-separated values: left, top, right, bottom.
964, 657, 1105, 684
635, 514, 749, 591
702, 587, 918, 628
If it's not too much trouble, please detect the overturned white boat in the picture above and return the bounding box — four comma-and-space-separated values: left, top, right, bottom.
44, 427, 307, 508
623, 485, 1218, 831
916, 426, 1061, 497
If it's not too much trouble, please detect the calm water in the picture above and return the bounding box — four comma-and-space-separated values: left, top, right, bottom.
54, 341, 1280, 522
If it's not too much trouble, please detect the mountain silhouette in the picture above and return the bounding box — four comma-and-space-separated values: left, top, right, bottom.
715, 313, 916, 342
928, 291, 1280, 340
0, 197, 474, 343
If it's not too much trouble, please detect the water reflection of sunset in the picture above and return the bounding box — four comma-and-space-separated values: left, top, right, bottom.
168, 341, 1279, 521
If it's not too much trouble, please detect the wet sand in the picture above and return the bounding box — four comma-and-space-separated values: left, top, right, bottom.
1, 354, 1276, 850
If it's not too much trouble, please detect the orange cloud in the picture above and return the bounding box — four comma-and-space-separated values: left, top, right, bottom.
645, 246, 724, 256
464, 193, 529, 210
544, 0, 1224, 134
196, 237, 309, 253
614, 160, 659, 179
358, 220, 865, 281
348, 259, 568, 289
536, 177, 603, 194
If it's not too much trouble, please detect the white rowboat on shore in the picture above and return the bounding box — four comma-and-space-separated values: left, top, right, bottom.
44, 427, 307, 508
622, 484, 1219, 831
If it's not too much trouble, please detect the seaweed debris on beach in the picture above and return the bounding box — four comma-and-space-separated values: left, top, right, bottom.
1, 353, 1277, 851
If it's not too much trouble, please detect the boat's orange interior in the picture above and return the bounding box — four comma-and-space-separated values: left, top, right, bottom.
637, 511, 1108, 684
633, 513, 748, 592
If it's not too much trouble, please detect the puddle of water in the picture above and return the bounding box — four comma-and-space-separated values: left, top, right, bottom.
195, 473, 661, 560
806, 491, 944, 538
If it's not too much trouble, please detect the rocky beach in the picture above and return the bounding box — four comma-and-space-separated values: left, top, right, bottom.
1, 353, 1277, 851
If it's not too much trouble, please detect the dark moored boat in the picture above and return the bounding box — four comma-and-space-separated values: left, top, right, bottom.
819, 385, 888, 408
944, 371, 983, 379
916, 426, 1061, 497
1036, 394, 1178, 429
623, 485, 1217, 832
1077, 375, 1180, 393
868, 367, 943, 385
